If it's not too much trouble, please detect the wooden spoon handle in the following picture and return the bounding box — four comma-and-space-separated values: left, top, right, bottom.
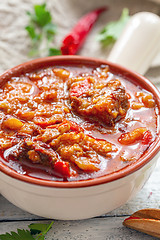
123, 209, 160, 238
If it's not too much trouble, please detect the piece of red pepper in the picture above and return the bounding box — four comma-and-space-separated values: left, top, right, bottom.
54, 160, 71, 177
70, 79, 91, 97
69, 120, 84, 132
61, 7, 107, 55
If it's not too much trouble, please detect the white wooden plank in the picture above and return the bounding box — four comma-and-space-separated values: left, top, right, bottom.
0, 218, 158, 239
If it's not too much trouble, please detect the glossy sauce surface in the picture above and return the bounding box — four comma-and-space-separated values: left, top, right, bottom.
0, 65, 158, 181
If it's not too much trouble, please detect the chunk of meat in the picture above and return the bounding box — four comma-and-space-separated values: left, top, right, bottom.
18, 122, 40, 136
35, 128, 60, 143
36, 119, 84, 143
7, 137, 72, 178
33, 120, 116, 173
8, 139, 59, 166
33, 104, 70, 127
50, 130, 116, 172
55, 139, 101, 172
0, 119, 40, 150
69, 76, 129, 126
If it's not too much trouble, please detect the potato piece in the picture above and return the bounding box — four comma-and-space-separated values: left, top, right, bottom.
142, 94, 155, 108
135, 92, 155, 108
3, 118, 24, 130
131, 102, 144, 110
0, 101, 9, 111
75, 157, 100, 172
17, 111, 35, 121
119, 128, 147, 145
53, 68, 70, 80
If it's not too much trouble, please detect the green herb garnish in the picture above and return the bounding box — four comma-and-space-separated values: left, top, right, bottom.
48, 47, 61, 56
26, 3, 61, 57
97, 8, 130, 47
0, 222, 53, 240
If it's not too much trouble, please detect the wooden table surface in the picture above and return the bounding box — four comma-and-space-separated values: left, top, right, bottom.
1, 0, 160, 239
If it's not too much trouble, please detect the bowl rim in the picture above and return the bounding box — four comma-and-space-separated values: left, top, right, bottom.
0, 55, 160, 188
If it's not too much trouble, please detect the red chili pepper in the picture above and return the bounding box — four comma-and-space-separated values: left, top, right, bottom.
54, 160, 70, 177
61, 7, 107, 55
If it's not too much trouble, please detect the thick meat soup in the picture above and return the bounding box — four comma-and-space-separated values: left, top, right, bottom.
0, 65, 158, 181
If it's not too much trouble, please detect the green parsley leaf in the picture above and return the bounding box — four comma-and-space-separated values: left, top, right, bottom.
0, 222, 54, 240
25, 25, 41, 42
26, 3, 60, 57
29, 222, 53, 234
49, 48, 61, 56
0, 229, 34, 240
97, 8, 130, 47
34, 3, 52, 27
29, 222, 54, 240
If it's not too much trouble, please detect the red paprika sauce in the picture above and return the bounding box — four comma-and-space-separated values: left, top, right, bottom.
0, 65, 158, 181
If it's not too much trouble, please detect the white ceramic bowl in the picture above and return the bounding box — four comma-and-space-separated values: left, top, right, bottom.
0, 56, 160, 220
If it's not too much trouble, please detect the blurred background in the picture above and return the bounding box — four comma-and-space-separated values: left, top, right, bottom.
0, 0, 160, 80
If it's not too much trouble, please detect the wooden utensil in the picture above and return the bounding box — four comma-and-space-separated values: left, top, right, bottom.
123, 209, 160, 238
